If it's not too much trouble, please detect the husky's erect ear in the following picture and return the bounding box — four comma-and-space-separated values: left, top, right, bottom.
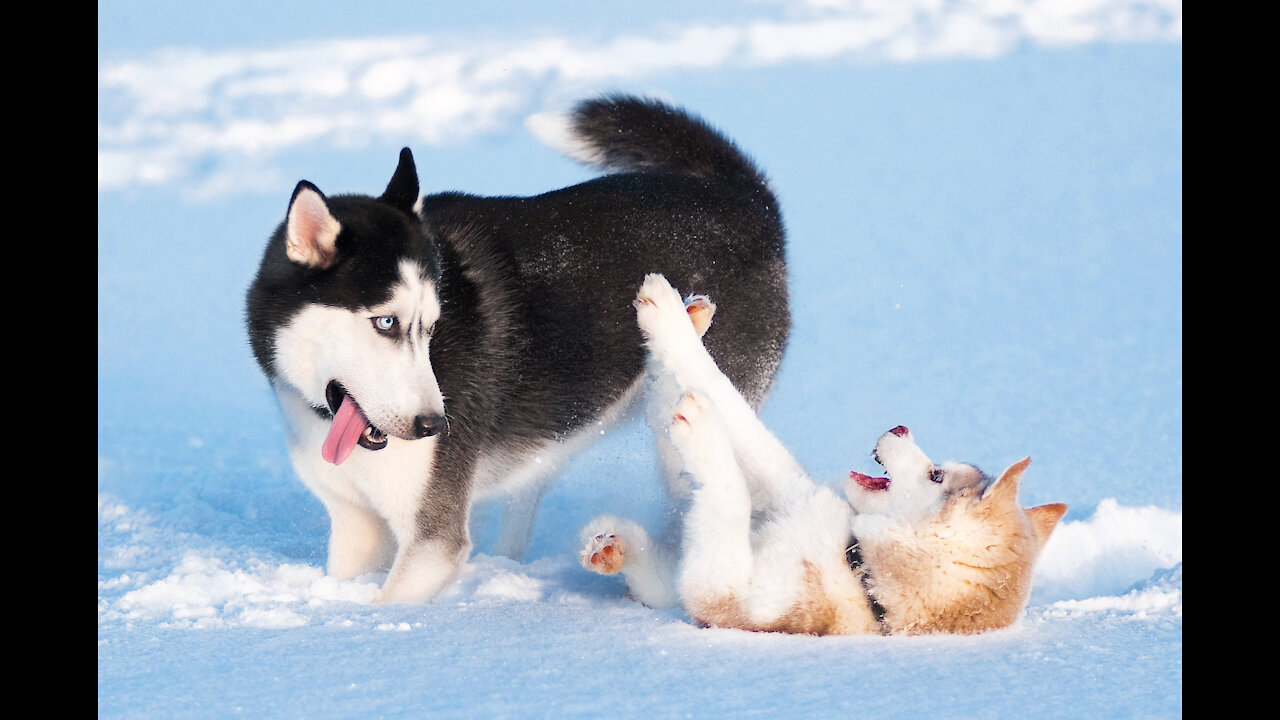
380, 147, 419, 215
1025, 503, 1068, 548
285, 181, 342, 269
980, 456, 1031, 506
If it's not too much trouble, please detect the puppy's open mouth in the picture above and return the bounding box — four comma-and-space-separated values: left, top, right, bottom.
321, 381, 388, 465
850, 425, 910, 491
849, 470, 890, 492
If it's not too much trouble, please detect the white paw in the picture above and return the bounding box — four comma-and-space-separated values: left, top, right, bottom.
581, 531, 627, 575
669, 391, 718, 463
635, 273, 693, 340
671, 390, 709, 429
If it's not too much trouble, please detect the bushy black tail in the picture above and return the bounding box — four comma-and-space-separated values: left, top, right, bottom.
567, 94, 769, 191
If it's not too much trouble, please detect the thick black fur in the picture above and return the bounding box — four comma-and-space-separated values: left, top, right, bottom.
246, 95, 789, 582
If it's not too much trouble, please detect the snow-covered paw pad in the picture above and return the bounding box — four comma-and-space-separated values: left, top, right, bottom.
581, 532, 627, 575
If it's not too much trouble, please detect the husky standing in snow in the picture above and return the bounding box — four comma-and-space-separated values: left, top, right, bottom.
580, 274, 1066, 635
246, 96, 790, 603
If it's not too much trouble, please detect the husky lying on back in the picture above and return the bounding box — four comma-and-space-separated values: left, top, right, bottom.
580, 274, 1066, 635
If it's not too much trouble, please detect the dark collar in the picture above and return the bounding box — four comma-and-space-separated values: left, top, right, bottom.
846, 536, 889, 632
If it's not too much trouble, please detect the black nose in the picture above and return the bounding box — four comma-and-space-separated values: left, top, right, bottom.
414, 413, 447, 438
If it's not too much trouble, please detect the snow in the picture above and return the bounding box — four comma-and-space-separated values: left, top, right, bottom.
1033, 499, 1182, 604
99, 496, 1180, 633
98, 16, 1181, 719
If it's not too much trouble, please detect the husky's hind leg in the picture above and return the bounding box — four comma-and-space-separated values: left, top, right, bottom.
635, 274, 811, 508
491, 472, 557, 561
667, 391, 755, 608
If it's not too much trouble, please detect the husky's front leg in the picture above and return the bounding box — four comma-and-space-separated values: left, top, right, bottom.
579, 515, 681, 608
576, 291, 717, 608
315, 490, 396, 580
667, 391, 755, 610
375, 443, 475, 603
378, 537, 471, 603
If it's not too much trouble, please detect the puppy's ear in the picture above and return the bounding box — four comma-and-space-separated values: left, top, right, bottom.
285, 181, 341, 269
981, 456, 1030, 506
1025, 503, 1068, 548
380, 147, 419, 215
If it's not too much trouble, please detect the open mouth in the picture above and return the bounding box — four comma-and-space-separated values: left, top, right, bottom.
851, 425, 910, 492
849, 470, 890, 492
322, 381, 388, 465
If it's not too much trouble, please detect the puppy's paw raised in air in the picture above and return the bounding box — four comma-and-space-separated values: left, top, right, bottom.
581, 529, 628, 575
671, 390, 710, 430
684, 294, 716, 338
581, 517, 629, 573
635, 273, 693, 340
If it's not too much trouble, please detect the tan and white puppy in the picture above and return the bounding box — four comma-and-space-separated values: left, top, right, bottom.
580, 274, 1066, 635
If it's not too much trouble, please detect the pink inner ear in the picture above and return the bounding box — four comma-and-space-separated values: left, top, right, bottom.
286, 189, 341, 268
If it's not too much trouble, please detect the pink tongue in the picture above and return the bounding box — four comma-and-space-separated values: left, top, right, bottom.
322, 395, 369, 466
850, 470, 890, 491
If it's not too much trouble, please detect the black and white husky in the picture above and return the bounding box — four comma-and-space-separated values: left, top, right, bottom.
246, 95, 790, 603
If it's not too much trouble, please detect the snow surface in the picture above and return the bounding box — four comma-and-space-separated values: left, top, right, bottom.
99, 18, 1181, 719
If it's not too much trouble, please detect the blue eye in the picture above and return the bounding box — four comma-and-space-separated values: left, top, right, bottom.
372, 316, 398, 333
